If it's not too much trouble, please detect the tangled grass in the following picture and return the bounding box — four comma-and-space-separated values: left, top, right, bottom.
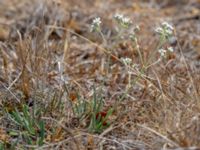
0, 0, 200, 149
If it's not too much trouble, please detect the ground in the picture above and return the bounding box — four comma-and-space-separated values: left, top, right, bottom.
0, 0, 200, 149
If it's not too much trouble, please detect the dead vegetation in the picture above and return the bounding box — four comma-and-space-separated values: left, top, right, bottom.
0, 0, 200, 149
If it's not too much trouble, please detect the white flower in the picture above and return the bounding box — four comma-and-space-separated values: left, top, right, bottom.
167, 47, 174, 52
158, 49, 167, 57
114, 13, 123, 20
155, 21, 174, 38
134, 25, 140, 31
155, 27, 163, 34
162, 22, 174, 31
90, 17, 101, 32
114, 13, 132, 28
93, 17, 101, 25
121, 57, 132, 65
122, 17, 132, 24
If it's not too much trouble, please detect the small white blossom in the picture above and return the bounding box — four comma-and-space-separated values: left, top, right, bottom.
134, 25, 140, 32
155, 21, 174, 38
167, 47, 174, 52
93, 17, 101, 25
121, 57, 132, 65
162, 22, 174, 31
114, 13, 123, 20
158, 49, 167, 57
155, 27, 163, 34
122, 17, 132, 24
114, 13, 132, 28
90, 17, 101, 32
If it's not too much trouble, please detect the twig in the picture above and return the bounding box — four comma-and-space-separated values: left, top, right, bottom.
0, 81, 21, 103
138, 124, 179, 147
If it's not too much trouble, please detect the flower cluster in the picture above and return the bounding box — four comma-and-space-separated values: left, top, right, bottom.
158, 49, 167, 57
90, 17, 102, 32
155, 21, 174, 38
158, 47, 174, 57
114, 13, 132, 28
121, 57, 132, 65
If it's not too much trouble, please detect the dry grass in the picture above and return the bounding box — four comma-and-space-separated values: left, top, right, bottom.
0, 0, 200, 149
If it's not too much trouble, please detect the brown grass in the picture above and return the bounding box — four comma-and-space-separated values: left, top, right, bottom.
0, 0, 200, 149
